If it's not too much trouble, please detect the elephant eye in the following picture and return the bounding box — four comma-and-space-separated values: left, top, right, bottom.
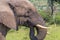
27, 10, 30, 13
26, 9, 34, 17
27, 9, 32, 13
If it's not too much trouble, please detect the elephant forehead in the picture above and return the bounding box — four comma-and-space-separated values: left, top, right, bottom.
17, 0, 36, 10
8, 0, 36, 12
19, 0, 36, 12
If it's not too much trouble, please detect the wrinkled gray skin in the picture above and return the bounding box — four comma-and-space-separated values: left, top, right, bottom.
0, 0, 47, 40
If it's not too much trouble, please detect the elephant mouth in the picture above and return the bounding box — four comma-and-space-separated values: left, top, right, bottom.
36, 24, 47, 29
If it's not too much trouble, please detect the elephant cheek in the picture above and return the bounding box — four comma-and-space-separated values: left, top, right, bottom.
20, 17, 28, 25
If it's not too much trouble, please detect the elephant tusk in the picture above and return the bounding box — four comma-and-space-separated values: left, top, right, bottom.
36, 24, 47, 29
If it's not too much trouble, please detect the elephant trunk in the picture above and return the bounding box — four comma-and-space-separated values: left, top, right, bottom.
28, 18, 47, 40
27, 11, 47, 40
34, 16, 47, 40
36, 27, 47, 40
34, 17, 47, 40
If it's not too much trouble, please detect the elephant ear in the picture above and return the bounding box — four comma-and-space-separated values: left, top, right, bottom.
0, 2, 17, 30
0, 12, 17, 30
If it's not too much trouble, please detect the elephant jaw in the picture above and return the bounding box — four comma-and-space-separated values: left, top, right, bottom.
36, 24, 47, 29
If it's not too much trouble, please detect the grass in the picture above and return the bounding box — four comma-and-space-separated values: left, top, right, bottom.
6, 24, 60, 40
45, 24, 60, 40
6, 26, 30, 40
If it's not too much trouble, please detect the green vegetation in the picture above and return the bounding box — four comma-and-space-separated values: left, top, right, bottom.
6, 26, 30, 40
6, 24, 60, 40
38, 10, 52, 22
45, 24, 60, 40
38, 10, 60, 24
56, 12, 60, 24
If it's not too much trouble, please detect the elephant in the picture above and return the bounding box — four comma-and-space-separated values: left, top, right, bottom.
0, 1, 18, 40
9, 0, 47, 40
0, 0, 47, 40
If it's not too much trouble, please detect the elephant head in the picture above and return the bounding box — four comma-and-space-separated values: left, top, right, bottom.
8, 0, 47, 40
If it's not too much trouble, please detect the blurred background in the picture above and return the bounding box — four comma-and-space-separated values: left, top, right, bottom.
6, 0, 60, 40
